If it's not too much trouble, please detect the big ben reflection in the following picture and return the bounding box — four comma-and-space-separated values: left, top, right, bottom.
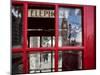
61, 11, 70, 46
59, 8, 82, 47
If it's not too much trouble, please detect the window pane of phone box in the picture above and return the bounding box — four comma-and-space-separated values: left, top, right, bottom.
12, 53, 23, 74
12, 5, 23, 48
29, 51, 54, 73
58, 50, 82, 71
59, 7, 82, 47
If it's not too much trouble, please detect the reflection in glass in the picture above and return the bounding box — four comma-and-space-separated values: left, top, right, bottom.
29, 51, 54, 73
12, 5, 23, 48
41, 37, 51, 47
29, 36, 55, 48
58, 51, 82, 71
12, 53, 23, 74
59, 8, 82, 47
41, 52, 52, 69
28, 8, 55, 48
29, 36, 40, 48
29, 53, 41, 73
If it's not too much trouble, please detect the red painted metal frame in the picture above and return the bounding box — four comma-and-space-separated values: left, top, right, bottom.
22, 2, 29, 73
83, 6, 96, 70
55, 4, 59, 72
12, 1, 96, 74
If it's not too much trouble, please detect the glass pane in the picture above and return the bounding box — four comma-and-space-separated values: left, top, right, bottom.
41, 36, 51, 47
29, 36, 40, 48
59, 7, 82, 47
41, 52, 52, 70
12, 53, 23, 74
58, 50, 82, 71
12, 5, 23, 48
29, 51, 54, 73
28, 7, 55, 48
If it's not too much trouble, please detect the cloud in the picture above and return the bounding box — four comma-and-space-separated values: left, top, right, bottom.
75, 9, 80, 15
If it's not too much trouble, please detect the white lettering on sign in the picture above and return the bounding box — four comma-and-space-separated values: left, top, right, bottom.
28, 9, 55, 18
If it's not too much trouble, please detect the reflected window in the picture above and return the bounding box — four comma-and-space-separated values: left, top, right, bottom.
59, 8, 82, 47
29, 51, 54, 73
41, 37, 51, 47
29, 36, 40, 48
28, 36, 55, 48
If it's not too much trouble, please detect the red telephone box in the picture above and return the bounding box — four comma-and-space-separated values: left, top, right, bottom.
12, 1, 96, 74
